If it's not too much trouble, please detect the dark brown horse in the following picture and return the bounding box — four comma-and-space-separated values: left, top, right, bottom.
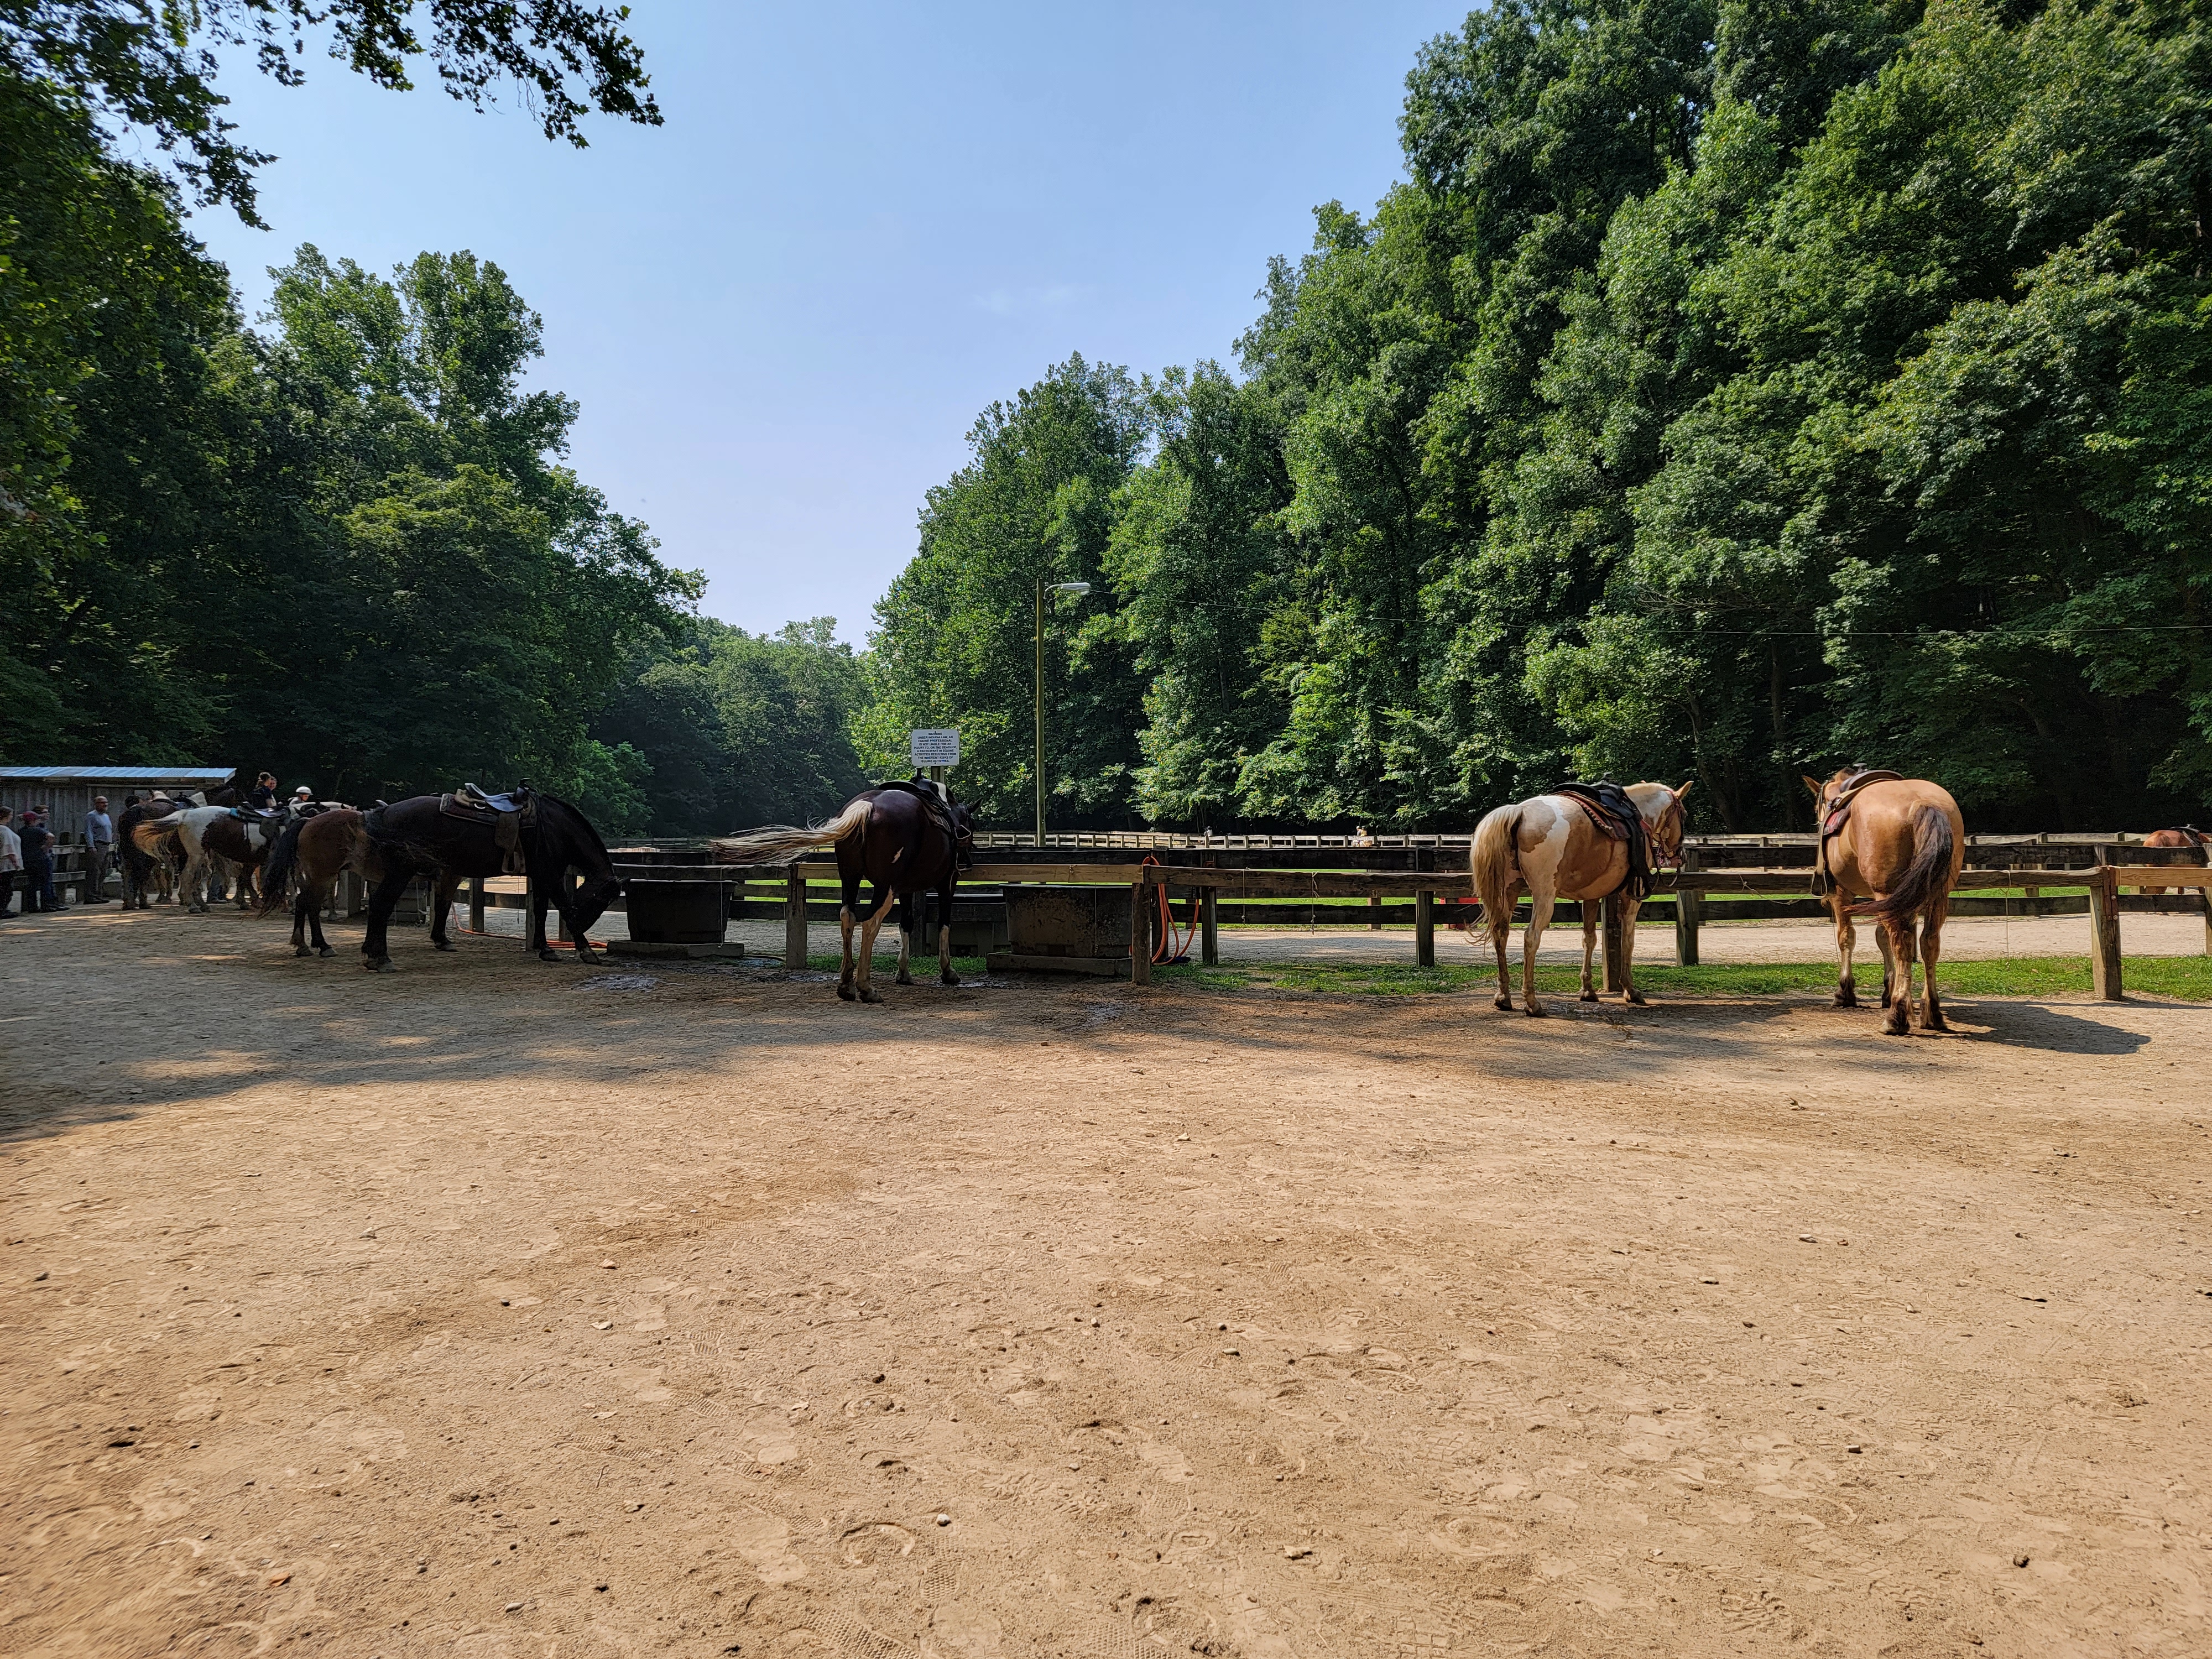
258, 790, 622, 970
1805, 768, 1965, 1036
117, 795, 193, 907
713, 784, 974, 1002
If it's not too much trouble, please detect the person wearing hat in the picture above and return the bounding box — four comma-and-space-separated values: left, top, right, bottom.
19, 807, 59, 911
82, 795, 114, 902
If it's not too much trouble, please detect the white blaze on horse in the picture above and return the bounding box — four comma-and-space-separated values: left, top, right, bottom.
1806, 768, 1965, 1036
1469, 781, 1692, 1016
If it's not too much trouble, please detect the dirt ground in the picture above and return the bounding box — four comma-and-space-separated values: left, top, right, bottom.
3, 906, 2209, 1659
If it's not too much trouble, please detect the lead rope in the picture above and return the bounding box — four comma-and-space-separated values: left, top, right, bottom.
1140, 855, 1200, 964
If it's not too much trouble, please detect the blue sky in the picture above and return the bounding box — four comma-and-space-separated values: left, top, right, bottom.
180, 2, 1472, 643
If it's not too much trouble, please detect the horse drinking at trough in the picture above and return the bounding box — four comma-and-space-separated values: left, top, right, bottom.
713, 783, 974, 1003
1805, 768, 1965, 1035
1469, 781, 1691, 1016
257, 788, 622, 970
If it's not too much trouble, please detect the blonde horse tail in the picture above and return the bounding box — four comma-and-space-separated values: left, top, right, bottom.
1851, 806, 1954, 929
711, 800, 871, 867
130, 812, 186, 855
1470, 807, 1521, 930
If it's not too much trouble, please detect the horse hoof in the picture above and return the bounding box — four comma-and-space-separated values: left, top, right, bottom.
1494, 995, 1513, 1011
319, 946, 335, 958
860, 987, 884, 1005
1579, 990, 1598, 1003
294, 946, 312, 958
366, 958, 396, 974
434, 940, 456, 952
1525, 1001, 1547, 1018
837, 984, 858, 1002
1833, 989, 1858, 1008
1925, 1013, 1951, 1032
941, 971, 962, 987
1625, 990, 1647, 1006
1884, 1013, 1911, 1036
895, 973, 914, 987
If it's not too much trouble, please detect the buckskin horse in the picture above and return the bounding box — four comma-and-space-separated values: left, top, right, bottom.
1804, 768, 1965, 1035
1469, 781, 1692, 1016
258, 789, 622, 970
712, 783, 974, 1002
2140, 826, 2207, 897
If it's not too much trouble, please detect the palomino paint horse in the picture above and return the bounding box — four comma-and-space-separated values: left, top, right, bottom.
713, 784, 974, 1003
129, 805, 294, 912
1469, 782, 1691, 1015
1804, 769, 1965, 1035
258, 791, 622, 969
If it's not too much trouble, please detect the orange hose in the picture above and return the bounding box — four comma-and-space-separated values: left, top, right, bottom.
1139, 855, 1200, 963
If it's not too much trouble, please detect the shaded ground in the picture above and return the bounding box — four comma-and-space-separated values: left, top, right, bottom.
3, 904, 2210, 1658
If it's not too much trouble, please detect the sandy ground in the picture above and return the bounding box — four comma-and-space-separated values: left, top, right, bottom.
4, 904, 2211, 1659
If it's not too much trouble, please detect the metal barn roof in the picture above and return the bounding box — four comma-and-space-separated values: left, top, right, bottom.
0, 766, 236, 782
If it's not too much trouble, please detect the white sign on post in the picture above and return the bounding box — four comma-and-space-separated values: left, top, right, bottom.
908, 728, 961, 769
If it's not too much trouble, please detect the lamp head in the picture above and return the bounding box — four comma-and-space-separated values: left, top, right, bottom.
1049, 581, 1092, 596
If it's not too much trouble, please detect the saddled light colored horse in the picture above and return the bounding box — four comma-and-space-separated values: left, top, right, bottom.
1470, 782, 1692, 1016
1804, 769, 1964, 1036
130, 806, 283, 914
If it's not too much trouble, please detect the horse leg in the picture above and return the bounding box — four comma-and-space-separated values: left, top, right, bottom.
1832, 892, 1860, 1006
1919, 906, 1951, 1031
430, 871, 463, 951
1881, 915, 1916, 1036
856, 884, 898, 1003
1522, 888, 1554, 1018
837, 875, 861, 1001
291, 885, 312, 955
894, 893, 914, 986
1875, 925, 1896, 1008
307, 882, 333, 955
1489, 879, 1519, 1010
363, 869, 410, 971
1620, 896, 1645, 1005
938, 883, 961, 985
1578, 901, 1599, 1002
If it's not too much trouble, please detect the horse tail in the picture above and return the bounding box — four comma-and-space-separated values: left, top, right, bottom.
1470, 806, 1521, 930
1850, 806, 1955, 928
131, 811, 186, 855
710, 800, 870, 866
257, 816, 309, 916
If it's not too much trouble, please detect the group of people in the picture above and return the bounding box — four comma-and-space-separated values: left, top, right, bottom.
2, 771, 316, 917
0, 797, 106, 916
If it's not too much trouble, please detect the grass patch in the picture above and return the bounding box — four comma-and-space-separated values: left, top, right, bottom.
1155, 955, 2212, 1000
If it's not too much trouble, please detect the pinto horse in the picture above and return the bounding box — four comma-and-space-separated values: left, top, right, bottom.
129, 805, 291, 912
1469, 781, 1692, 1016
258, 791, 622, 970
1804, 769, 1965, 1035
712, 784, 974, 1002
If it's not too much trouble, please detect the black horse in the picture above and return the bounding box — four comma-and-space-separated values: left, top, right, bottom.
259, 789, 623, 971
117, 795, 191, 908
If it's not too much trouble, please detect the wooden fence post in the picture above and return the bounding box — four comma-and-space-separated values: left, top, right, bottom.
1368, 894, 1381, 931
1674, 850, 1700, 967
468, 876, 486, 933
1131, 882, 1152, 984
1601, 894, 1627, 992
2089, 866, 2123, 1001
1200, 887, 1219, 967
784, 864, 808, 973
1415, 887, 1436, 968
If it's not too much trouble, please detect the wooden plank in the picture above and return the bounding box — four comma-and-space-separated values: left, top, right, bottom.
2100, 866, 2212, 890
2089, 868, 2124, 1001
787, 860, 1146, 887
1143, 867, 1472, 896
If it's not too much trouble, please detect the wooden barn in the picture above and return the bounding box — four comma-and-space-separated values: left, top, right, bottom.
0, 766, 239, 846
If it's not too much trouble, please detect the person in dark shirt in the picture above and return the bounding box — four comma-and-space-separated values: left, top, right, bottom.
19, 809, 58, 911
248, 771, 279, 810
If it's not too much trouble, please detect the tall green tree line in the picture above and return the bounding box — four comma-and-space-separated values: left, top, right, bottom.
868, 0, 2212, 833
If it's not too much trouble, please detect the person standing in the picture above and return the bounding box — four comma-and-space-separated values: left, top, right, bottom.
19, 807, 59, 911
248, 771, 279, 810
0, 807, 20, 917
82, 795, 114, 904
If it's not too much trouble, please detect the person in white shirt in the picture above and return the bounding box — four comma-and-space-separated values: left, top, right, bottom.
0, 807, 21, 917
82, 796, 114, 904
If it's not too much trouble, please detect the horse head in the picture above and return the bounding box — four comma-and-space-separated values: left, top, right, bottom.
571, 871, 624, 935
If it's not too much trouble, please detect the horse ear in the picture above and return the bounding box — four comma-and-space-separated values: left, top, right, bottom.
1673, 779, 1693, 800
1801, 774, 1824, 799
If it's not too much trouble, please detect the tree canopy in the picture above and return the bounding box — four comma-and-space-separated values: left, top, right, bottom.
863, 0, 2212, 834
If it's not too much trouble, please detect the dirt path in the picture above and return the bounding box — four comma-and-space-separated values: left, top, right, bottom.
4, 905, 2209, 1657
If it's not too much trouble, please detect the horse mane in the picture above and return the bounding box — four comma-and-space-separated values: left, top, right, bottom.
530, 791, 614, 871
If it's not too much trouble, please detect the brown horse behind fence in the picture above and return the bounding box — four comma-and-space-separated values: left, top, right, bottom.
1806, 769, 1965, 1036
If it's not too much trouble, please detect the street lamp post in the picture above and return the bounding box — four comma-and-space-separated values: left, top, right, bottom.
1035, 578, 1091, 847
